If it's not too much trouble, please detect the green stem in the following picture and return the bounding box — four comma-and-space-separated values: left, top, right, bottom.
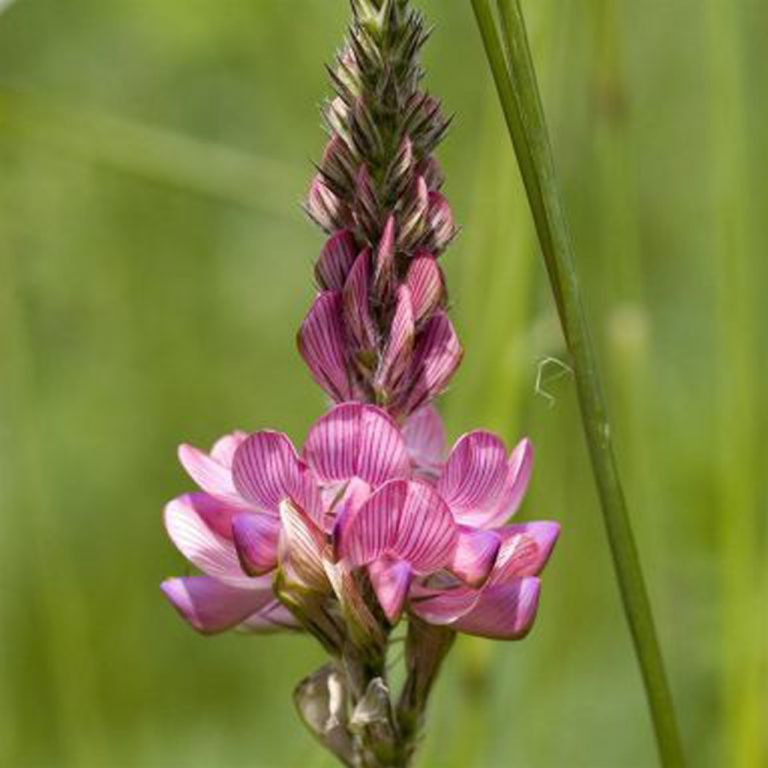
470, 2, 685, 765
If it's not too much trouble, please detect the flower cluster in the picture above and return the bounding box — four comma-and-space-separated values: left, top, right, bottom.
161, 2, 559, 765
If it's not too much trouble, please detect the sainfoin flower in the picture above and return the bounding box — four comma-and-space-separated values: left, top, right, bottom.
161, 2, 560, 765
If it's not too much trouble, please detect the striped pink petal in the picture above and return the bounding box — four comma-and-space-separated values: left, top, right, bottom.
231, 512, 281, 576
170, 491, 249, 541
178, 443, 236, 497
374, 214, 396, 296
483, 438, 534, 527
210, 431, 248, 466
238, 601, 301, 633
164, 495, 253, 587
369, 558, 412, 624
279, 500, 328, 590
427, 191, 455, 253
376, 285, 415, 391
316, 230, 358, 292
409, 585, 480, 624
307, 174, 349, 232
451, 527, 501, 587
406, 253, 444, 323
161, 576, 275, 635
402, 404, 446, 474
449, 578, 542, 640
437, 431, 509, 525
303, 403, 410, 486
297, 292, 354, 402
343, 249, 377, 350
490, 522, 561, 583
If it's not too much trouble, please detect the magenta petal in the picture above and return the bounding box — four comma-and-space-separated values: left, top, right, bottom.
161, 576, 274, 635
374, 214, 396, 295
402, 404, 446, 474
343, 249, 377, 350
238, 602, 301, 633
164, 495, 253, 587
450, 578, 542, 640
175, 491, 248, 541
409, 586, 481, 625
491, 522, 561, 583
376, 285, 415, 391
232, 431, 303, 513
369, 559, 412, 624
178, 443, 236, 497
484, 438, 534, 526
406, 254, 444, 323
437, 431, 509, 524
303, 403, 410, 486
297, 292, 353, 402
231, 513, 281, 576
451, 527, 501, 587
391, 480, 458, 573
316, 230, 358, 292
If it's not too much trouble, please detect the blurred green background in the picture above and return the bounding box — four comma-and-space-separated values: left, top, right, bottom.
0, 0, 765, 766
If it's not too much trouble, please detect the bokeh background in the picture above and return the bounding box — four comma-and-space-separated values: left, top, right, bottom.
0, 1, 765, 766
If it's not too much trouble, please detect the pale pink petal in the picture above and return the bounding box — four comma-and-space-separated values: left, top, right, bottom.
178, 443, 236, 497
376, 286, 414, 391
450, 578, 542, 640
374, 214, 396, 295
406, 253, 444, 323
409, 585, 481, 624
297, 292, 354, 401
306, 174, 349, 232
343, 250, 377, 350
303, 403, 410, 486
391, 480, 458, 573
437, 431, 509, 525
231, 513, 281, 576
279, 500, 328, 589
402, 404, 446, 474
369, 559, 412, 624
161, 576, 274, 635
210, 431, 248, 467
451, 527, 501, 587
316, 230, 359, 292
238, 602, 301, 633
232, 431, 303, 513
483, 438, 534, 526
427, 191, 456, 252
164, 495, 253, 587
490, 522, 561, 583
173, 491, 250, 541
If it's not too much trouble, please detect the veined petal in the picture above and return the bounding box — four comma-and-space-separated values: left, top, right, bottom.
297, 292, 354, 402
402, 404, 446, 474
172, 491, 249, 541
437, 431, 508, 525
484, 438, 534, 527
303, 403, 410, 486
491, 522, 561, 583
409, 585, 481, 625
406, 253, 444, 323
178, 443, 236, 497
210, 431, 248, 467
427, 191, 455, 253
164, 495, 253, 587
238, 601, 301, 634
376, 285, 415, 391
374, 215, 396, 296
280, 500, 328, 590
450, 578, 542, 640
316, 230, 358, 292
369, 559, 412, 624
161, 576, 274, 635
451, 527, 501, 587
343, 249, 377, 350
232, 513, 281, 576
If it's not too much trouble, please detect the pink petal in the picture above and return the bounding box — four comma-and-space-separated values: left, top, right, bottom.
210, 431, 248, 467
161, 576, 274, 635
484, 438, 534, 527
396, 312, 463, 416
374, 215, 396, 296
178, 443, 236, 497
343, 249, 377, 350
279, 500, 328, 589
238, 601, 301, 633
450, 578, 542, 640
172, 491, 249, 541
451, 527, 501, 587
303, 403, 410, 486
297, 292, 354, 402
315, 230, 359, 292
402, 404, 446, 474
231, 431, 304, 513
409, 585, 481, 624
369, 559, 412, 624
490, 522, 561, 583
306, 174, 349, 232
406, 253, 444, 323
437, 431, 509, 525
231, 512, 281, 576
164, 495, 253, 587
376, 285, 415, 391
427, 191, 456, 252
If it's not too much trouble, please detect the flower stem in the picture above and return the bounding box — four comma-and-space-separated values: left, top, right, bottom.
469, 1, 686, 765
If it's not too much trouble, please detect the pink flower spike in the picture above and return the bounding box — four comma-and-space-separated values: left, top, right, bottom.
376, 285, 415, 392
402, 404, 446, 475
369, 558, 413, 624
437, 431, 509, 527
343, 249, 377, 351
406, 253, 445, 323
484, 438, 534, 527
303, 403, 410, 486
316, 230, 359, 292
161, 576, 275, 635
232, 513, 281, 576
297, 292, 354, 402
451, 527, 501, 588
490, 522, 561, 583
